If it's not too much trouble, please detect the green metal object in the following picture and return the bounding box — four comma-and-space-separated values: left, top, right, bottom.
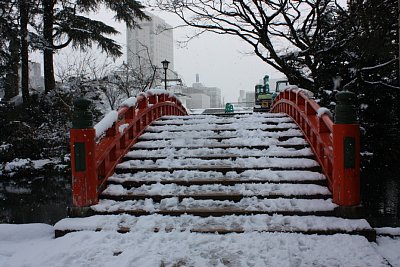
72, 97, 93, 129
335, 91, 357, 124
263, 75, 270, 93
344, 137, 356, 169
225, 103, 234, 113
74, 142, 86, 171
255, 85, 264, 94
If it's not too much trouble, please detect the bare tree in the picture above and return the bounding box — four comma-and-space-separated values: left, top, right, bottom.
122, 42, 161, 97
153, 0, 352, 92
55, 51, 124, 110
55, 47, 160, 110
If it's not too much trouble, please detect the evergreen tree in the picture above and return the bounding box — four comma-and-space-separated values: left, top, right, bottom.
333, 0, 399, 163
39, 0, 149, 93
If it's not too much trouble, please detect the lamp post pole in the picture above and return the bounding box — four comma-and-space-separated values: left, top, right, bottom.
161, 59, 170, 90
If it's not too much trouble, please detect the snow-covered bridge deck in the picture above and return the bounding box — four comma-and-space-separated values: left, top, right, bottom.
49, 89, 397, 266
57, 113, 374, 240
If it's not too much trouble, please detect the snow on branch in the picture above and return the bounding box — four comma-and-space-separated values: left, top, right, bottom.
360, 58, 397, 72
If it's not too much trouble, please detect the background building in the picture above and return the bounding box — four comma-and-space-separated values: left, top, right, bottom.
28, 61, 44, 90
245, 91, 255, 107
126, 12, 174, 80
186, 93, 211, 109
182, 74, 222, 109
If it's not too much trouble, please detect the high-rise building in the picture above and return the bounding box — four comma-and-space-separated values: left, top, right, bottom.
126, 12, 174, 73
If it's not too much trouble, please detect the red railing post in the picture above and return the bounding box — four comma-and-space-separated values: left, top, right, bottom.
332, 91, 360, 206
70, 98, 98, 207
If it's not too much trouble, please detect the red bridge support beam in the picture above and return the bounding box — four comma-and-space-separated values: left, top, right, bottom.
70, 91, 188, 207
271, 88, 360, 207
332, 124, 360, 206
70, 128, 97, 207
332, 91, 360, 206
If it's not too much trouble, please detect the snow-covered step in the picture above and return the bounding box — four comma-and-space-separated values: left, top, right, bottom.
108, 170, 327, 186
133, 137, 308, 149
132, 143, 309, 151
54, 214, 376, 241
100, 183, 331, 201
159, 113, 288, 122
124, 147, 315, 160
145, 123, 298, 132
139, 134, 302, 142
160, 113, 288, 120
139, 128, 303, 140
124, 153, 315, 161
115, 157, 321, 174
151, 117, 293, 126
90, 197, 337, 217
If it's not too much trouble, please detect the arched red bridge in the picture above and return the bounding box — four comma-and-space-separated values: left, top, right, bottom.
58, 87, 372, 241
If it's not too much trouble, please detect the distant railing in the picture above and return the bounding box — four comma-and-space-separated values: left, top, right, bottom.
270, 87, 360, 206
70, 90, 188, 207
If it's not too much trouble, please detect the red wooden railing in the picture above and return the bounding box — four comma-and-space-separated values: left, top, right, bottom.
270, 88, 360, 206
70, 90, 188, 207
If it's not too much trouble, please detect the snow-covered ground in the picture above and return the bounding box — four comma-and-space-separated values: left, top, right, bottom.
0, 223, 399, 267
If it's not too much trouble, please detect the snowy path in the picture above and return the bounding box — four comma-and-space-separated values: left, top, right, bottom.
1, 224, 395, 267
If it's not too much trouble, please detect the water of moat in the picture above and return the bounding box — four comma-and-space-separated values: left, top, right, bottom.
1, 158, 399, 228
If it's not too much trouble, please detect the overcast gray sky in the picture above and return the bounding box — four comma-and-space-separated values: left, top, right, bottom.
95, 8, 284, 103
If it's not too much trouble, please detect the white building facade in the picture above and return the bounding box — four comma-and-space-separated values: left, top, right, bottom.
126, 12, 174, 73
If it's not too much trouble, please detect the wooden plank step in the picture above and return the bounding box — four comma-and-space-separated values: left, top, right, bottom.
139, 128, 304, 140
132, 139, 308, 150
126, 147, 314, 158
100, 183, 331, 201
138, 135, 302, 142
108, 170, 327, 186
90, 197, 337, 217
155, 114, 291, 120
115, 165, 322, 174
122, 154, 316, 161
145, 125, 298, 133
108, 178, 327, 188
151, 120, 293, 126
54, 214, 375, 241
101, 193, 331, 202
131, 144, 309, 151
158, 114, 288, 120
115, 157, 321, 173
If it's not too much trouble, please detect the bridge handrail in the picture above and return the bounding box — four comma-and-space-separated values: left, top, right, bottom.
270, 87, 360, 206
70, 90, 188, 207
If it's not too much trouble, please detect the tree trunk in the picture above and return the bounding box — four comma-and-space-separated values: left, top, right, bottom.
4, 37, 19, 100
43, 0, 55, 93
20, 0, 30, 103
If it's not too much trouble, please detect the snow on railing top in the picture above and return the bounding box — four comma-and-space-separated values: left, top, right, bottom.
283, 86, 314, 98
317, 107, 333, 118
147, 88, 178, 98
94, 110, 118, 138
119, 97, 137, 108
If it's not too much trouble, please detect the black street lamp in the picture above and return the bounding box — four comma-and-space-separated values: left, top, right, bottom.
161, 59, 170, 90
